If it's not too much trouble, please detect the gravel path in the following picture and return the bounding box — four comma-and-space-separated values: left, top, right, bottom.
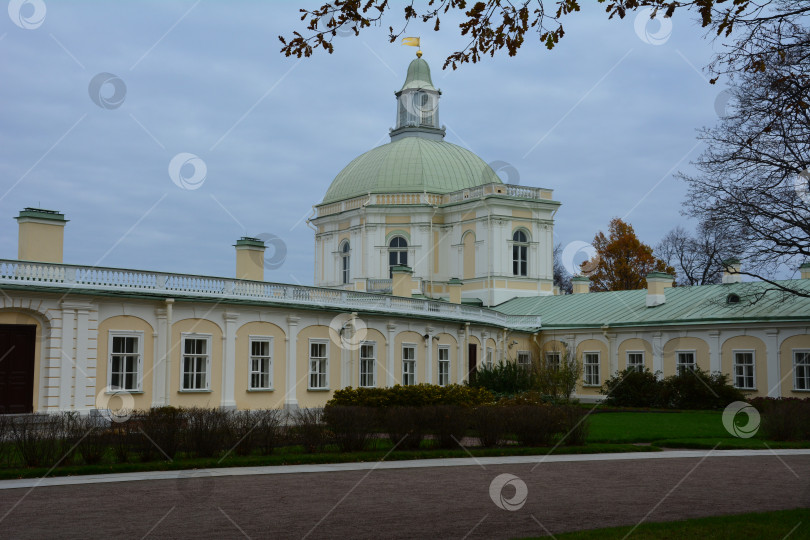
0, 454, 808, 539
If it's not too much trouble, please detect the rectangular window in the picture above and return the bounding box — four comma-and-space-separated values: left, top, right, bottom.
249, 337, 272, 390
627, 352, 644, 373
402, 344, 416, 386
309, 341, 328, 390
109, 332, 142, 391
733, 351, 755, 390
676, 351, 696, 375
546, 351, 561, 371
438, 346, 450, 386
486, 347, 494, 369
517, 351, 531, 368
584, 352, 600, 386
181, 335, 210, 391
360, 342, 376, 388
794, 350, 810, 391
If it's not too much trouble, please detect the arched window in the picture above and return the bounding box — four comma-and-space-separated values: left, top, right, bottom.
389, 236, 408, 276
340, 241, 350, 285
512, 230, 528, 276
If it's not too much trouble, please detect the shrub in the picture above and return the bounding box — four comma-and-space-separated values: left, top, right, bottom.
468, 362, 534, 396
328, 384, 494, 408
428, 405, 469, 449
323, 405, 375, 452
660, 368, 745, 410
68, 414, 109, 465
229, 410, 260, 457
10, 414, 71, 468
292, 407, 327, 453
253, 409, 286, 455
533, 350, 582, 401
136, 406, 183, 461
557, 406, 589, 446
110, 420, 135, 463
507, 405, 560, 447
381, 406, 428, 450
602, 368, 663, 408
183, 407, 232, 458
471, 405, 505, 447
750, 397, 810, 441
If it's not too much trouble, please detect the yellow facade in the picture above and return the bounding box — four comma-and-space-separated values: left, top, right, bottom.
720, 335, 767, 397
18, 221, 64, 263
780, 334, 810, 397
618, 338, 654, 371
96, 315, 155, 412
171, 318, 223, 408
234, 321, 287, 410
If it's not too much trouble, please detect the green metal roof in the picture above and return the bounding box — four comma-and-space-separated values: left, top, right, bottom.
321, 137, 501, 204
494, 280, 810, 329
400, 58, 437, 92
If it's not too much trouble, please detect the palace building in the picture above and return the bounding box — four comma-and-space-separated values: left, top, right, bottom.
1, 55, 809, 415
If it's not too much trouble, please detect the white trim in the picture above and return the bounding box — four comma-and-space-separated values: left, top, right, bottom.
675, 349, 697, 375
308, 339, 329, 390
180, 332, 212, 392
437, 345, 450, 386
107, 330, 144, 392
732, 349, 756, 390
359, 340, 376, 388
792, 349, 810, 391
583, 351, 600, 386
626, 350, 645, 372
402, 342, 417, 385
248, 335, 274, 391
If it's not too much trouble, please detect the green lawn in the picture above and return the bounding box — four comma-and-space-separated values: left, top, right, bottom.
587, 410, 728, 443
522, 508, 810, 539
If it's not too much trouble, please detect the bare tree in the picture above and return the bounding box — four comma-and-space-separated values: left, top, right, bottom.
656, 222, 739, 286
680, 16, 810, 297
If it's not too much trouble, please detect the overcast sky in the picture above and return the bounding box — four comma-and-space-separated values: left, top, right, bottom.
0, 1, 731, 284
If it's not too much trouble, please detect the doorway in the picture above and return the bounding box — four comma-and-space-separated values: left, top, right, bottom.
468, 343, 477, 379
0, 325, 36, 414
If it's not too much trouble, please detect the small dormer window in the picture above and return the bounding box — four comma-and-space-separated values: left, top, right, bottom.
727, 293, 740, 304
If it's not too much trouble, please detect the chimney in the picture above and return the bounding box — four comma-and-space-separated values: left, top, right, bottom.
234, 237, 266, 281
391, 265, 414, 298
572, 275, 590, 294
15, 208, 67, 263
646, 272, 674, 307
800, 262, 810, 280
722, 258, 742, 284
448, 278, 462, 304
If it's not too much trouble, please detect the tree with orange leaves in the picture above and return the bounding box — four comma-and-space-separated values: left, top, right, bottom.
583, 218, 674, 292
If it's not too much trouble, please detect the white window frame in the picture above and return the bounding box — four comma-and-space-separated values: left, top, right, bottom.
512, 229, 529, 277
108, 330, 143, 392
627, 351, 645, 373
340, 241, 351, 285
793, 349, 810, 391
676, 350, 696, 375
309, 339, 329, 390
180, 333, 212, 392
248, 336, 273, 391
517, 350, 531, 368
732, 350, 756, 390
584, 352, 600, 386
402, 343, 416, 386
359, 341, 376, 388
438, 346, 450, 386
486, 347, 494, 369
546, 351, 561, 370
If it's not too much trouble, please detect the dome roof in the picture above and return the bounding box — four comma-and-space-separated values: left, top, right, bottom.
322, 137, 502, 204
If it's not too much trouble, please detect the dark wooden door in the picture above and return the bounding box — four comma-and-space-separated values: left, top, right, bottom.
468, 343, 477, 379
0, 325, 36, 414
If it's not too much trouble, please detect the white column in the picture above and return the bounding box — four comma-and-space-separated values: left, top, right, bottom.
457, 326, 467, 384
221, 312, 238, 409
164, 299, 174, 406
708, 330, 721, 373
285, 315, 300, 409
59, 304, 75, 411
75, 307, 90, 411
652, 331, 663, 377
153, 308, 168, 407
765, 329, 781, 398
425, 326, 434, 384
386, 322, 396, 387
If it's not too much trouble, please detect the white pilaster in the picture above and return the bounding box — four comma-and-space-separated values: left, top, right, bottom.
59, 304, 75, 410
153, 308, 168, 407
708, 330, 721, 373
75, 307, 90, 411
221, 312, 239, 409
425, 326, 434, 384
285, 315, 300, 408
652, 331, 663, 377
765, 329, 781, 398
386, 321, 396, 387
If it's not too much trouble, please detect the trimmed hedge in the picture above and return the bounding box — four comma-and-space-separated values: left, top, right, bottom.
749, 397, 810, 441
327, 384, 494, 408
602, 367, 745, 409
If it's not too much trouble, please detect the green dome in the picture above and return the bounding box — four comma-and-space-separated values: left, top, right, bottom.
400, 58, 437, 92
322, 137, 502, 204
